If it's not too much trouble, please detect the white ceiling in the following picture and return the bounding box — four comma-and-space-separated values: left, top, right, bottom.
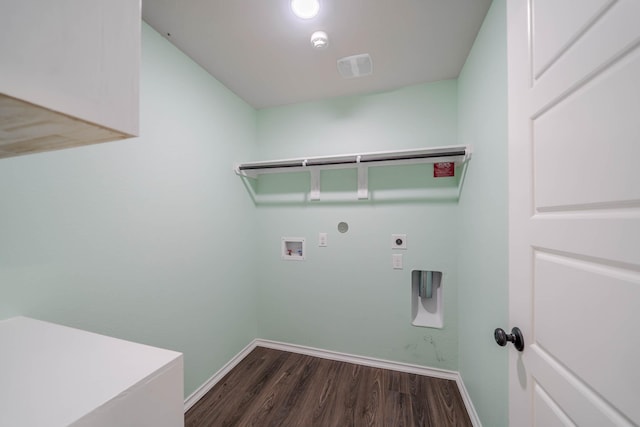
142, 0, 492, 109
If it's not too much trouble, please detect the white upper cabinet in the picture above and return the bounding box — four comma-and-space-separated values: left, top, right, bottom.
0, 0, 140, 158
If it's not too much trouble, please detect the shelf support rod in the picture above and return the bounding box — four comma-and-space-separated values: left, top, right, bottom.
357, 156, 369, 200
310, 168, 320, 201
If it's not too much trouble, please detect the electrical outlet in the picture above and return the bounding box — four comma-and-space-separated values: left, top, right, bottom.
391, 234, 407, 249
318, 232, 327, 247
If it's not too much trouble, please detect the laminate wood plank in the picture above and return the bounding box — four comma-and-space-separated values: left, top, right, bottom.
387, 372, 420, 426
354, 365, 385, 427
273, 357, 340, 426
185, 347, 289, 426
306, 360, 363, 427
424, 377, 471, 427
406, 373, 431, 427
334, 361, 363, 425
384, 390, 413, 427
221, 349, 294, 426
388, 369, 411, 395
185, 347, 473, 427
240, 354, 320, 426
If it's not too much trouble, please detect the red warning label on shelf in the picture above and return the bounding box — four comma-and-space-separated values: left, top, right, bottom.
433, 162, 455, 177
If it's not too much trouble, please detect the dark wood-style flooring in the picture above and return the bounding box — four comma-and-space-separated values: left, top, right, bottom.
185, 347, 472, 427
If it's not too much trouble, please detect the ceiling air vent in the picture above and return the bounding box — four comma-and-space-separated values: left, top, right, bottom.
337, 54, 373, 79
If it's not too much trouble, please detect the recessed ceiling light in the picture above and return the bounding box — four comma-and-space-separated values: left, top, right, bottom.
291, 0, 319, 19
310, 31, 328, 49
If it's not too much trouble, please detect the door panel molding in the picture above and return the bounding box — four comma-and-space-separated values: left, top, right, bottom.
508, 0, 640, 425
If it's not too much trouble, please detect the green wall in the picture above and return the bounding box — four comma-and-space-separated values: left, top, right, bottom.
457, 0, 508, 425
0, 23, 259, 397
254, 81, 462, 370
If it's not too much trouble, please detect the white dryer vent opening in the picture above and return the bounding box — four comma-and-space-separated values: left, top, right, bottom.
337, 54, 373, 78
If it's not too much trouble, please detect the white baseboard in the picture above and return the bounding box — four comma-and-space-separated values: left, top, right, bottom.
184, 338, 481, 426
183, 340, 258, 412
454, 372, 482, 427
255, 338, 459, 380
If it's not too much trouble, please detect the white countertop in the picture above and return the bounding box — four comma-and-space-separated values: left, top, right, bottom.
0, 316, 183, 427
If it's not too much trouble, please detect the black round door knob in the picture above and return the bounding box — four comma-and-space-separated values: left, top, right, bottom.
494, 327, 525, 352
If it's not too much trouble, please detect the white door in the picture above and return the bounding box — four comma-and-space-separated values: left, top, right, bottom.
507, 0, 640, 426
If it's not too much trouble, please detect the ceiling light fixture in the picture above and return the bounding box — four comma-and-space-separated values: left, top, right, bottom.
310, 31, 328, 49
291, 0, 319, 19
